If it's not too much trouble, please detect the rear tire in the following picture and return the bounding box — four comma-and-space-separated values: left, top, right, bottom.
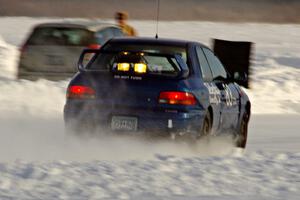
236, 112, 249, 148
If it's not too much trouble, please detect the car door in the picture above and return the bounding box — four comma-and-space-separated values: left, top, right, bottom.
202, 47, 240, 130
195, 45, 222, 131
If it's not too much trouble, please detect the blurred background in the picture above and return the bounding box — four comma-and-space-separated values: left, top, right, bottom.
1, 0, 300, 23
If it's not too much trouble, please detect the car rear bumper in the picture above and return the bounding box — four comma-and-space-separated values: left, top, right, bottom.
64, 103, 206, 137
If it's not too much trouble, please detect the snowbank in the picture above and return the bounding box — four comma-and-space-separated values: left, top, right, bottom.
0, 78, 67, 117
0, 35, 18, 79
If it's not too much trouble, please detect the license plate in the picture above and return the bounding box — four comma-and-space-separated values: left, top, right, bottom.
46, 55, 64, 66
111, 116, 138, 131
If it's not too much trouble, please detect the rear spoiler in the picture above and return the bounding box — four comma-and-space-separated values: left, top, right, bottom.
174, 54, 189, 78
78, 49, 189, 79
78, 49, 101, 72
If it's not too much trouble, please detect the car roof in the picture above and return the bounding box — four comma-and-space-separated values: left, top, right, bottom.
34, 21, 120, 32
107, 37, 208, 48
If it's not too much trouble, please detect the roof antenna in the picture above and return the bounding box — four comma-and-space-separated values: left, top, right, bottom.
155, 0, 160, 39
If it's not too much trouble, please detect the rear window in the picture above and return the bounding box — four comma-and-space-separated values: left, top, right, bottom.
103, 44, 187, 61
88, 44, 187, 77
26, 27, 93, 46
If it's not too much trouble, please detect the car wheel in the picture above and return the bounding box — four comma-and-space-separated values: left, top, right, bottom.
236, 112, 249, 148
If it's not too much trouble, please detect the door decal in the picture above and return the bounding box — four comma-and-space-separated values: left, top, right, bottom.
204, 83, 221, 104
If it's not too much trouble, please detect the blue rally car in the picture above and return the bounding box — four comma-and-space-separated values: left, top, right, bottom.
64, 37, 251, 148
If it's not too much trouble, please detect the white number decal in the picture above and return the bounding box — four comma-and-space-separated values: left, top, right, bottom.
204, 83, 221, 104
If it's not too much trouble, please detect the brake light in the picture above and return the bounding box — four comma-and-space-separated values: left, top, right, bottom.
88, 44, 101, 49
67, 86, 95, 99
158, 91, 197, 105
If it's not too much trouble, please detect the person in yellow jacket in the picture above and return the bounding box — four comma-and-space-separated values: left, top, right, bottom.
115, 11, 137, 37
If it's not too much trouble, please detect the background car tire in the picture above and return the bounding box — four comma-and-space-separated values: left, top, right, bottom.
236, 112, 249, 148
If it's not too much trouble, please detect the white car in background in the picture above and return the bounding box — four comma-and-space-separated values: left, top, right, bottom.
17, 21, 125, 81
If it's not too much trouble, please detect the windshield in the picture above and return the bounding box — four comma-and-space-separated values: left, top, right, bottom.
27, 27, 93, 46
87, 44, 187, 77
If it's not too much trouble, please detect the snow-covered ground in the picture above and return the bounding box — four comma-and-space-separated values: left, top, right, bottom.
0, 17, 299, 199
0, 152, 299, 199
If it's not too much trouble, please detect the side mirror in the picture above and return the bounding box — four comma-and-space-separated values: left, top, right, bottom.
78, 49, 101, 72
174, 54, 189, 78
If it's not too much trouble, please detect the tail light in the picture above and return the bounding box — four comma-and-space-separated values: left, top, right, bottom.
87, 44, 101, 49
67, 85, 96, 99
158, 91, 197, 105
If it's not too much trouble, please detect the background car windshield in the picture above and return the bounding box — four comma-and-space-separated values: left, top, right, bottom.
89, 44, 187, 76
27, 27, 93, 46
